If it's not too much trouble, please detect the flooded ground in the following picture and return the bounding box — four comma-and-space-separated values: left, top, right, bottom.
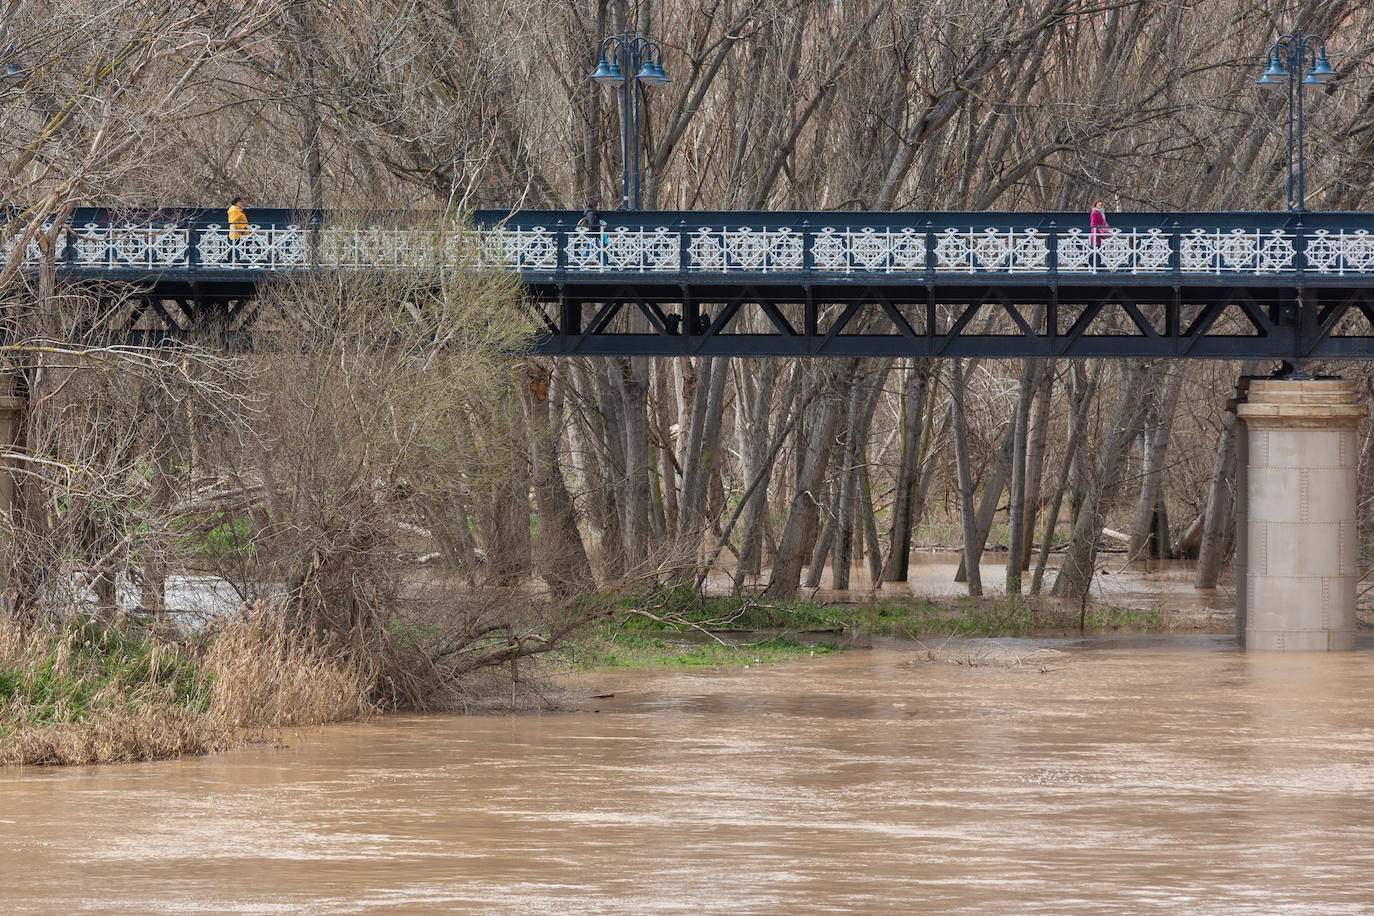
721, 550, 1238, 625
7, 637, 1374, 913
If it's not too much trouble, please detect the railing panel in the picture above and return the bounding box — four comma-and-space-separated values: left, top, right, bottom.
689, 228, 803, 272
1056, 228, 1171, 273
813, 227, 926, 273
1177, 229, 1295, 273
563, 227, 679, 271
480, 227, 557, 271
201, 225, 307, 269
932, 228, 1048, 272
1305, 230, 1374, 275
70, 223, 188, 269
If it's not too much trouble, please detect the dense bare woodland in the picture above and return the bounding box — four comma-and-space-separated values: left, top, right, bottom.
3, 0, 1374, 691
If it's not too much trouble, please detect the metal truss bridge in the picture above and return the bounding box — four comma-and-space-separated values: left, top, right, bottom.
24, 206, 1374, 360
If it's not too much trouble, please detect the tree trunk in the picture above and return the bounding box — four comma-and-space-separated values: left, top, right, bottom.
1031, 362, 1100, 596
614, 358, 652, 564
1128, 366, 1184, 563
678, 356, 729, 545
955, 418, 1014, 583
1195, 407, 1240, 589
765, 360, 855, 600
1005, 357, 1040, 595
738, 360, 781, 577
859, 461, 883, 586
1052, 362, 1151, 600
882, 360, 934, 581
521, 362, 594, 596
833, 362, 890, 589
949, 360, 983, 596
1020, 361, 1055, 570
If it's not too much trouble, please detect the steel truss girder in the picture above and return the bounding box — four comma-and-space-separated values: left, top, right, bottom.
81, 277, 1374, 361
529, 283, 1374, 360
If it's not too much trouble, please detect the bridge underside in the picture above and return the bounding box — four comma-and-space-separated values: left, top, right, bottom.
41, 274, 1374, 362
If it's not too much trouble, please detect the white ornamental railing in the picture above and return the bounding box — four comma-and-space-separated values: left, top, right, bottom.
813, 227, 925, 272
3, 219, 1364, 277
199, 225, 307, 269
689, 227, 803, 272
565, 227, 679, 271
1057, 228, 1172, 273
934, 228, 1048, 272
1303, 230, 1374, 275
70, 222, 188, 269
1177, 229, 1295, 273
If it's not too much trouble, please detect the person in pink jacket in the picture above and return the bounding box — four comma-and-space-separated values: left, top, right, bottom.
1089, 199, 1110, 247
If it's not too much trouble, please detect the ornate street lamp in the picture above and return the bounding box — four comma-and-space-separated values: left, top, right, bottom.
589, 31, 671, 210
1257, 27, 1336, 211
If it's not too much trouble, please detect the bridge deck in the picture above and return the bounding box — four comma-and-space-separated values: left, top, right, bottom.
16, 207, 1374, 359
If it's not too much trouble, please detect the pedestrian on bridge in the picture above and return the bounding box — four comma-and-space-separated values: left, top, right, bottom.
1090, 199, 1110, 247
582, 198, 602, 233
228, 197, 248, 241
580, 198, 607, 268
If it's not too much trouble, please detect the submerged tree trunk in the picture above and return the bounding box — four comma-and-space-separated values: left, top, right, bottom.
1005, 357, 1040, 595
1128, 366, 1184, 564
1196, 407, 1240, 589
766, 360, 856, 600
1052, 362, 1151, 600
882, 360, 934, 582
948, 360, 982, 596
1020, 361, 1054, 570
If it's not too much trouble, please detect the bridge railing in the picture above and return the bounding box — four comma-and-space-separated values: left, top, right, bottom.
13, 209, 1374, 279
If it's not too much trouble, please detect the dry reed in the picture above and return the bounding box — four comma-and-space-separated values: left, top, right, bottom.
1, 603, 374, 767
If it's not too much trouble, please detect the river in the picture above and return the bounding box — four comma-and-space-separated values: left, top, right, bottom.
5, 635, 1374, 913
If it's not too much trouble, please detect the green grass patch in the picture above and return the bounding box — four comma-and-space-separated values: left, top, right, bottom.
554, 628, 836, 670
0, 617, 213, 731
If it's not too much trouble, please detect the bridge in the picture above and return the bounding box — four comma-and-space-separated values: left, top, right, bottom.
9, 204, 1374, 651
19, 206, 1374, 361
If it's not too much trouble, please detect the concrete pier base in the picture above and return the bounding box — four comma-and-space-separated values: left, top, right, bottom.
1236, 379, 1366, 651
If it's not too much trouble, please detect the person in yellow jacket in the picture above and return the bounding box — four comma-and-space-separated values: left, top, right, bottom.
227, 197, 248, 240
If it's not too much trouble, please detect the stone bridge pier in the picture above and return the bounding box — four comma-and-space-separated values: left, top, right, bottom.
1235, 378, 1367, 651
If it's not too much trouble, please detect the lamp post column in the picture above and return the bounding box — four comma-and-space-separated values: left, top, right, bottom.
1259, 27, 1335, 212
591, 33, 670, 211
619, 37, 633, 210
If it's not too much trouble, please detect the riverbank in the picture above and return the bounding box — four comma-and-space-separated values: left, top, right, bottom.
0, 608, 370, 766
0, 588, 1245, 767
548, 589, 1233, 672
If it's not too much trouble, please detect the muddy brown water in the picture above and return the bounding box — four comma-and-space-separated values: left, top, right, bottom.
6, 635, 1374, 914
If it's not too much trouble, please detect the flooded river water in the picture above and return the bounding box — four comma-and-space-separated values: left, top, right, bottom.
7, 635, 1374, 913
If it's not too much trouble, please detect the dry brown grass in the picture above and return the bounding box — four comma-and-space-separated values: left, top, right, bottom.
3, 705, 234, 766
204, 604, 375, 728
1, 604, 374, 767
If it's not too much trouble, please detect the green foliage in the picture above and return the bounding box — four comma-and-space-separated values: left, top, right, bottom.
0, 617, 213, 730
179, 513, 257, 566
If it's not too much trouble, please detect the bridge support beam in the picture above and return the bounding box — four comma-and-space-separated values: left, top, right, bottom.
1236, 379, 1366, 650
